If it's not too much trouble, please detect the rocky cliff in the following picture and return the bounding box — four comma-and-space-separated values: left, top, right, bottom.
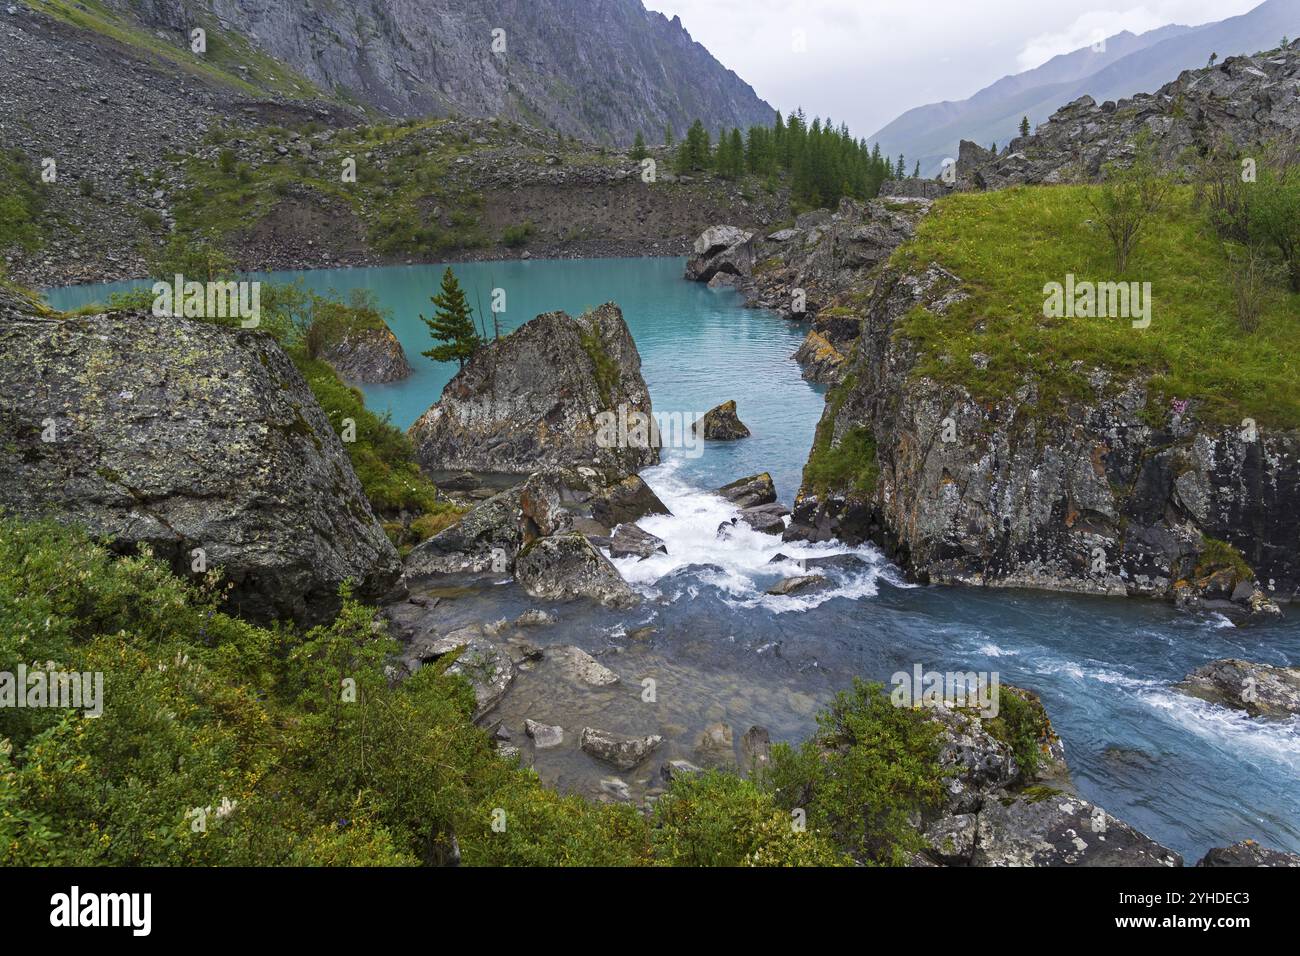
102, 0, 775, 144
409, 302, 657, 480
783, 261, 1295, 613
0, 296, 403, 625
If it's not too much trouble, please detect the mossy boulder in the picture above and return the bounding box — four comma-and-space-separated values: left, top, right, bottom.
0, 307, 402, 625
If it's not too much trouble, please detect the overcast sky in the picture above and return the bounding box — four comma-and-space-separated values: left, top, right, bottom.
642, 0, 1262, 136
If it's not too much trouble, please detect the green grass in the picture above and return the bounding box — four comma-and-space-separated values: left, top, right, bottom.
892, 184, 1300, 428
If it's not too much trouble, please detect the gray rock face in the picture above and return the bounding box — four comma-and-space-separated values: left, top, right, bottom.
408, 303, 657, 481
1197, 840, 1300, 867
1176, 659, 1300, 718
587, 474, 672, 528
693, 721, 735, 768
0, 308, 402, 626
609, 523, 667, 560
973, 795, 1182, 867
660, 760, 703, 784
125, 0, 775, 145
515, 532, 640, 608
716, 473, 778, 509
580, 726, 662, 770
318, 326, 412, 384
914, 686, 1181, 867
694, 400, 751, 440
786, 261, 1300, 604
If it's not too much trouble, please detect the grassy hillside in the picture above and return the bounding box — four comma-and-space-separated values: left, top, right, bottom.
893, 184, 1300, 428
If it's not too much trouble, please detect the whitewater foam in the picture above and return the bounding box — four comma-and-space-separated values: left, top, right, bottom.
609, 459, 903, 613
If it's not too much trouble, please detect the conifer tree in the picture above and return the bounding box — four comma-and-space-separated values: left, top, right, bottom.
630, 131, 648, 162
419, 267, 481, 369
1019, 115, 1031, 137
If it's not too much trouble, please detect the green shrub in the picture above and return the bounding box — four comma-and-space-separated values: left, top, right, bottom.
653, 770, 847, 866
501, 221, 534, 248
761, 680, 948, 865
292, 355, 442, 517
0, 518, 651, 866
981, 687, 1054, 779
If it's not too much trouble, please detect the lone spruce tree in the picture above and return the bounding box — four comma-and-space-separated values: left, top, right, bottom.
420, 267, 481, 368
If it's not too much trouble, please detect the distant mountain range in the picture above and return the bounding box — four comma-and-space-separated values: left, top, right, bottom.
100, 0, 776, 144
870, 0, 1300, 176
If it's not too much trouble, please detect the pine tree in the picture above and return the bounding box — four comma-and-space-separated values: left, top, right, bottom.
912, 161, 920, 179
630, 131, 648, 162
1019, 115, 1031, 138
895, 154, 905, 178
419, 267, 481, 369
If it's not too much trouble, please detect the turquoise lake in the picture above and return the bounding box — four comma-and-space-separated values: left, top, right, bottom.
45, 257, 1300, 860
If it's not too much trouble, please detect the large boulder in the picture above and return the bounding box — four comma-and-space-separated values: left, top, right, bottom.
0, 308, 401, 625
694, 400, 751, 440
580, 726, 662, 770
686, 226, 754, 283
514, 531, 640, 608
1175, 659, 1300, 718
403, 484, 526, 577
317, 325, 411, 384
716, 473, 778, 509
609, 523, 667, 560
408, 303, 657, 480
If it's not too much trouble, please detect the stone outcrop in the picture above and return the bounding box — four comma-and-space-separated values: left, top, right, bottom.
408, 303, 657, 481
552, 646, 621, 686
784, 262, 1300, 606
0, 306, 402, 625
318, 325, 412, 384
686, 226, 754, 283
1196, 840, 1300, 867
917, 686, 1182, 867
694, 400, 751, 440
1175, 659, 1300, 717
514, 532, 640, 608
956, 44, 1300, 190
685, 199, 931, 385
524, 718, 564, 749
